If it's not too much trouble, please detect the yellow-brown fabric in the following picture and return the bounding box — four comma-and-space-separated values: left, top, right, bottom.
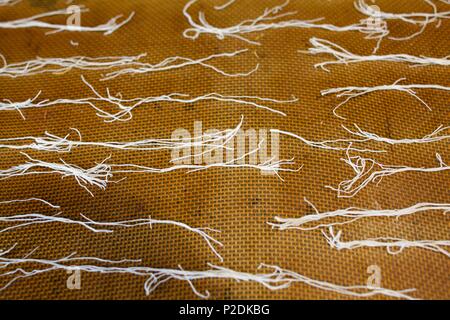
0, 0, 448, 300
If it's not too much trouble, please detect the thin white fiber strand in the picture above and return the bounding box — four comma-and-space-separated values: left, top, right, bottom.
0, 54, 146, 78
0, 142, 296, 193
0, 144, 296, 195
270, 200, 450, 230
0, 248, 416, 299
321, 78, 450, 118
102, 49, 259, 80
81, 77, 294, 120
322, 227, 450, 257
0, 198, 59, 209
355, 0, 450, 41
0, 7, 134, 35
0, 246, 141, 292
0, 77, 292, 120
144, 263, 416, 299
328, 150, 450, 197
113, 157, 298, 180
214, 0, 237, 10
0, 215, 223, 261
0, 92, 42, 120
0, 116, 244, 153
0, 153, 112, 197
183, 0, 388, 48
306, 38, 450, 71
342, 124, 450, 145
271, 129, 384, 153
112, 140, 300, 181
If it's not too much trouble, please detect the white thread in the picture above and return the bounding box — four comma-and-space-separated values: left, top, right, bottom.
305, 37, 450, 71
0, 198, 59, 209
183, 0, 388, 48
214, 0, 236, 10
0, 140, 297, 194
322, 227, 450, 257
0, 247, 416, 299
0, 153, 113, 197
321, 78, 450, 118
271, 129, 384, 153
144, 263, 416, 299
102, 49, 259, 80
0, 77, 293, 120
112, 140, 301, 181
0, 116, 244, 152
112, 159, 298, 177
276, 125, 448, 154
0, 245, 140, 292
327, 149, 450, 197
0, 215, 223, 261
0, 6, 134, 35
0, 54, 146, 78
342, 124, 450, 145
355, 0, 450, 41
80, 76, 294, 120
270, 199, 450, 230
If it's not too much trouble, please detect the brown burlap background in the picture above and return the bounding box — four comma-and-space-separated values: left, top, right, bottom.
0, 0, 448, 300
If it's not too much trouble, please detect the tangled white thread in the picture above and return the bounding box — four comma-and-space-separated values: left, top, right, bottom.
102, 49, 259, 80
0, 246, 416, 299
0, 117, 244, 152
0, 6, 134, 35
0, 77, 294, 120
322, 227, 450, 257
183, 0, 388, 48
0, 140, 298, 194
112, 140, 300, 181
321, 78, 450, 118
0, 215, 223, 261
355, 0, 450, 42
0, 153, 113, 197
270, 199, 450, 231
0, 54, 146, 78
341, 124, 450, 145
305, 37, 450, 71
327, 150, 450, 198
271, 129, 384, 153
80, 76, 295, 120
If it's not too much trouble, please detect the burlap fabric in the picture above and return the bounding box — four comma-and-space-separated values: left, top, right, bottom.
0, 0, 448, 300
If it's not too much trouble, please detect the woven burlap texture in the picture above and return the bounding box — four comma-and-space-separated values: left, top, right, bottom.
0, 0, 448, 299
